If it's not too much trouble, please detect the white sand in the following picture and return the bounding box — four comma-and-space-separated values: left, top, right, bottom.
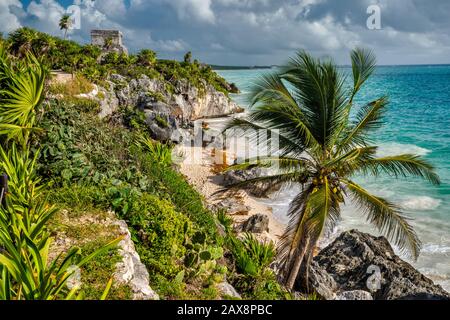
178, 142, 285, 244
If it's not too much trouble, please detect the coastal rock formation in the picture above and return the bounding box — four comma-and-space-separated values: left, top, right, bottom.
299, 229, 450, 300
98, 74, 241, 142
114, 220, 159, 300
106, 74, 240, 120
241, 214, 269, 233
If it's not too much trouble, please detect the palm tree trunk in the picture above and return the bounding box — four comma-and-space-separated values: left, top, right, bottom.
285, 236, 310, 291
64, 29, 67, 40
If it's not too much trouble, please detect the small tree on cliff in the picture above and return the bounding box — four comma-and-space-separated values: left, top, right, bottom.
223, 48, 440, 291
184, 51, 192, 64
137, 49, 157, 67
59, 14, 71, 40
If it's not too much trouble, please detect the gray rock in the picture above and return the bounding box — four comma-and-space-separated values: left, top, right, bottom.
335, 290, 373, 300
241, 214, 269, 233
114, 220, 159, 300
98, 83, 119, 119
304, 260, 338, 300
111, 74, 241, 122
301, 230, 450, 300
217, 282, 241, 299
215, 198, 251, 216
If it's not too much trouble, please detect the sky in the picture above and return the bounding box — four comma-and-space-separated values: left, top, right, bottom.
1, 0, 450, 66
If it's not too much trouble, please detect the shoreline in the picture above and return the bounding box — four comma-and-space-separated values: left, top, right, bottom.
178, 141, 285, 244
177, 115, 450, 293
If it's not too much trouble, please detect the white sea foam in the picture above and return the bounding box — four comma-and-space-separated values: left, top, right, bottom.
400, 196, 442, 211
376, 142, 431, 157
421, 244, 450, 255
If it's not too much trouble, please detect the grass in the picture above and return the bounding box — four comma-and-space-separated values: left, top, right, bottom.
48, 73, 94, 96
48, 208, 133, 300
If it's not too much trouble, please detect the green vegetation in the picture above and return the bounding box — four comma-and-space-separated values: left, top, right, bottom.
223, 48, 441, 291
0, 44, 120, 300
59, 14, 71, 40
3, 27, 232, 95
0, 27, 292, 300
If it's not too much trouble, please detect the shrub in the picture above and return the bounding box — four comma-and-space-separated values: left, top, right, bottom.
48, 74, 94, 96
120, 193, 191, 277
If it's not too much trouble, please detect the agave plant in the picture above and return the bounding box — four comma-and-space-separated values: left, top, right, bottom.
223, 48, 440, 290
135, 134, 173, 166
0, 48, 120, 299
0, 142, 122, 300
0, 43, 47, 148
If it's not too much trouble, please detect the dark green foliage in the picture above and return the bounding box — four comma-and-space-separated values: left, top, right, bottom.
224, 232, 289, 300
137, 49, 157, 66
5, 27, 233, 95
118, 193, 191, 276
79, 238, 133, 300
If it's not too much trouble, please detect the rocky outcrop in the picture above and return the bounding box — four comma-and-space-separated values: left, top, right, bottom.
241, 214, 269, 233
299, 230, 450, 300
114, 220, 159, 300
104, 74, 240, 120
98, 74, 241, 142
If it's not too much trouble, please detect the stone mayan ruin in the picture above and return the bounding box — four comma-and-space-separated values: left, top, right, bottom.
90, 29, 128, 55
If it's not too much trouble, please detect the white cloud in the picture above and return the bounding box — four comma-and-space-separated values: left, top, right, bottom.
0, 0, 23, 34
0, 0, 449, 65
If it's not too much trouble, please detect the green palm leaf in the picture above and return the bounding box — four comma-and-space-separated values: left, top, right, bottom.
345, 180, 421, 259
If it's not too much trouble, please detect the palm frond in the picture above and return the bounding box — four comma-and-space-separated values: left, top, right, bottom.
345, 180, 421, 259
214, 170, 310, 196
281, 51, 348, 149
247, 72, 319, 150
336, 97, 388, 153
361, 154, 441, 185
223, 117, 309, 158
350, 48, 377, 101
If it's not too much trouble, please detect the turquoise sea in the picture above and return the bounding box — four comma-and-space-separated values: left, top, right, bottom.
217, 66, 450, 291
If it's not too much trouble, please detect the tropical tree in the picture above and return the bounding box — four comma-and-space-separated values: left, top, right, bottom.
7, 27, 38, 57
59, 14, 72, 40
222, 48, 440, 291
137, 49, 157, 67
184, 51, 192, 64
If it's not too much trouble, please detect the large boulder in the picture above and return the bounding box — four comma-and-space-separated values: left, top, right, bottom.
241, 214, 269, 233
214, 198, 251, 216
299, 229, 450, 300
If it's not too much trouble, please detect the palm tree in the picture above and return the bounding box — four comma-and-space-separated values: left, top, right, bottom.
223, 48, 440, 291
7, 27, 37, 57
59, 14, 72, 40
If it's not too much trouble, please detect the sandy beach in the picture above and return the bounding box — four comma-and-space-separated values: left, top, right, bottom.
177, 131, 285, 243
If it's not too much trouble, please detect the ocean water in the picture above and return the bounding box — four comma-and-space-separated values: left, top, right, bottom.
217, 65, 450, 291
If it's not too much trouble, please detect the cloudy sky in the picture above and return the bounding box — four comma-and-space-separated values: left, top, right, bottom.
2, 0, 450, 65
